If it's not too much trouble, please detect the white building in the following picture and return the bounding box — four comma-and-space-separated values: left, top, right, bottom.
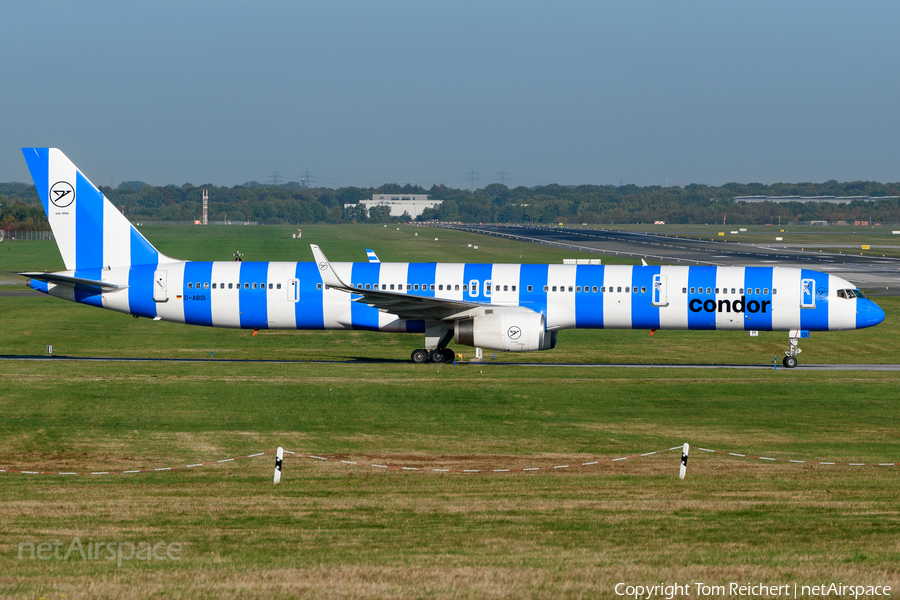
345, 194, 442, 219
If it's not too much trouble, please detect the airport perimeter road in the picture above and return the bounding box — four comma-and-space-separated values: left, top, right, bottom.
438, 224, 900, 290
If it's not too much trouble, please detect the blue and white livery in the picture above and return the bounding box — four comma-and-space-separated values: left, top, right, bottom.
21, 148, 885, 367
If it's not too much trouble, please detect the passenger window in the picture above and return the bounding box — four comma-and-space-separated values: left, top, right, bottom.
592, 286, 598, 293
755, 288, 760, 295
715, 288, 719, 294
228, 283, 233, 289
188, 282, 193, 289
617, 287, 622, 292
316, 283, 322, 290
463, 284, 468, 291
503, 285, 508, 292
576, 286, 582, 292
407, 284, 411, 290
252, 283, 257, 290
543, 286, 548, 292
277, 283, 281, 290
552, 286, 557, 292
641, 286, 646, 293
390, 284, 395, 290
527, 285, 533, 292
269, 283, 273, 289
212, 283, 217, 289
740, 288, 744, 294
731, 288, 735, 294
763, 288, 769, 295
244, 283, 250, 289
773, 289, 777, 294
625, 287, 630, 293
568, 286, 573, 292
430, 284, 435, 291
690, 287, 695, 294
456, 285, 460, 291
682, 287, 687, 293
414, 284, 419, 290
439, 285, 443, 291
512, 286, 516, 291
601, 286, 606, 293
706, 287, 711, 294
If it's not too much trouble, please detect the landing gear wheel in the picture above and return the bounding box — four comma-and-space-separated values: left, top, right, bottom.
411, 349, 428, 364
441, 348, 455, 363
429, 349, 446, 363
783, 356, 797, 369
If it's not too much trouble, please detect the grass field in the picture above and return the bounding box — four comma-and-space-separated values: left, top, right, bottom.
1, 225, 899, 599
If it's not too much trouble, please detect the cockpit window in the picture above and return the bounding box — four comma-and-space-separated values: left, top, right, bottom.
838, 288, 867, 299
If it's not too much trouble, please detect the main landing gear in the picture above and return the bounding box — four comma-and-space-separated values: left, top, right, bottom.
782, 332, 802, 368
411, 348, 456, 364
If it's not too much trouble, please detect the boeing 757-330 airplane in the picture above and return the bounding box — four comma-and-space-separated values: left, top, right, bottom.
20, 148, 885, 366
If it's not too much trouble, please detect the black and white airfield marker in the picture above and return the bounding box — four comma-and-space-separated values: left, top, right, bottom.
274, 447, 283, 484
679, 443, 689, 480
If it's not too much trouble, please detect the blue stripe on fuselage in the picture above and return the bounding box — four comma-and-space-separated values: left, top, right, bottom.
71, 267, 104, 307
183, 262, 214, 327
239, 262, 269, 329
350, 262, 381, 331
742, 267, 773, 331
575, 265, 604, 328
294, 262, 324, 329
407, 263, 437, 298
631, 265, 660, 330
519, 264, 549, 318
800, 269, 829, 331
687, 267, 717, 330
128, 264, 158, 318
75, 171, 104, 271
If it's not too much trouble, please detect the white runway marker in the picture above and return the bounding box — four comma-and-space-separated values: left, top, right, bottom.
274, 447, 283, 484
679, 443, 689, 480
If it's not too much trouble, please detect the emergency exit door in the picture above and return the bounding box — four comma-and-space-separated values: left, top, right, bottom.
153, 270, 168, 303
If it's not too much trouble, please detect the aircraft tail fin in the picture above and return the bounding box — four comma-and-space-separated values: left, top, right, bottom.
21, 148, 172, 271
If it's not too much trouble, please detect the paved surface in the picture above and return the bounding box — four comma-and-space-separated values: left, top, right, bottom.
2, 355, 898, 370
437, 224, 900, 290
0, 290, 44, 297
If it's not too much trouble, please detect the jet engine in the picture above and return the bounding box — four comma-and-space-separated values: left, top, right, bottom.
454, 309, 557, 352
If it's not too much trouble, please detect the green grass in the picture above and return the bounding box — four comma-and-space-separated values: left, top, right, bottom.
1, 224, 899, 598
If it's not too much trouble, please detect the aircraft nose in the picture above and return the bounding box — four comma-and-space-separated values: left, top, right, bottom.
860, 299, 886, 328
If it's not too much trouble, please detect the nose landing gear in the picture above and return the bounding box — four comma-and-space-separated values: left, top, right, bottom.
782, 331, 802, 368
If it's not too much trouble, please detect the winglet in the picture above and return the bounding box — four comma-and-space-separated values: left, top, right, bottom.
641, 258, 648, 266
366, 248, 380, 263
310, 244, 350, 289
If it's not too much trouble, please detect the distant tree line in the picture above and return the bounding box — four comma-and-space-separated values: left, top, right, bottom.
2, 178, 900, 231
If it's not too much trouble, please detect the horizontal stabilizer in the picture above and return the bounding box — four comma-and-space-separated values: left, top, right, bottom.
21, 272, 126, 292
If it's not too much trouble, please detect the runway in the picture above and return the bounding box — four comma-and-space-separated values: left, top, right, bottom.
438, 224, 900, 290
2, 355, 898, 370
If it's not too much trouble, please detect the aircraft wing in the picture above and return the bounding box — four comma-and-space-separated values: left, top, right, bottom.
20, 271, 127, 292
310, 244, 488, 321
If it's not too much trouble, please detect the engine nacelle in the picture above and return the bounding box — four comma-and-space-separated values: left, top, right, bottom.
454, 309, 557, 352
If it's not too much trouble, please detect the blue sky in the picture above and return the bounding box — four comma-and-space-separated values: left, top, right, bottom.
2, 1, 898, 188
